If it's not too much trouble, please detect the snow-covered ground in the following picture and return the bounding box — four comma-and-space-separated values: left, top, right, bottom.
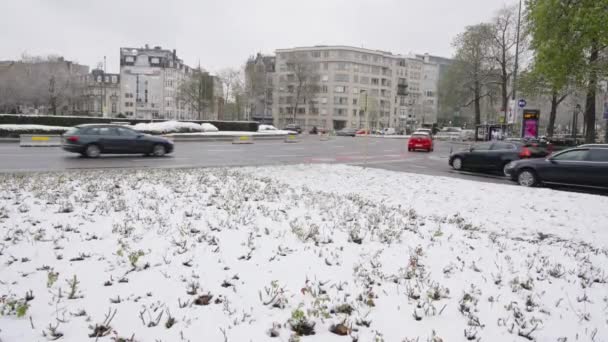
0, 124, 70, 132
1, 165, 607, 342
131, 121, 216, 134
166, 130, 292, 137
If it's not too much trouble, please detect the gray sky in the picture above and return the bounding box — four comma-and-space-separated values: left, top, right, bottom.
2, 0, 514, 73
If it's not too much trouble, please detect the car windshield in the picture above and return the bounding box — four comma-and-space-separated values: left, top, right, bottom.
2, 1, 607, 341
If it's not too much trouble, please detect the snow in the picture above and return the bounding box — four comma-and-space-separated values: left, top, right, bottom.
0, 164, 607, 342
201, 123, 219, 132
166, 130, 291, 137
0, 124, 70, 132
131, 121, 203, 134
259, 124, 278, 131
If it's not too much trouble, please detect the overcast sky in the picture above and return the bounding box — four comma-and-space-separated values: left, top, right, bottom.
2, 0, 514, 74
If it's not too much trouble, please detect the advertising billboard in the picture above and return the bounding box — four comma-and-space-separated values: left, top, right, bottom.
522, 109, 540, 139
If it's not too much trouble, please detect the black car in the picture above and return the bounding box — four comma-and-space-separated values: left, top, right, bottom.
62, 124, 174, 158
449, 141, 550, 175
336, 128, 357, 137
284, 124, 302, 134
505, 144, 608, 189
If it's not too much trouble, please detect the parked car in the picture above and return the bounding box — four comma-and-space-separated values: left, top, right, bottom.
504, 144, 608, 189
382, 128, 396, 135
414, 128, 433, 137
435, 127, 464, 140
336, 128, 357, 137
62, 124, 174, 158
355, 129, 369, 135
408, 133, 434, 152
284, 124, 302, 134
449, 141, 550, 175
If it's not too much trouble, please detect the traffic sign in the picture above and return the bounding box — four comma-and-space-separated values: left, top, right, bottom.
518, 99, 527, 108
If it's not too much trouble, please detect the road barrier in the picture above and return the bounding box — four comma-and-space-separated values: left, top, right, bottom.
284, 134, 300, 143
19, 134, 62, 147
232, 135, 254, 144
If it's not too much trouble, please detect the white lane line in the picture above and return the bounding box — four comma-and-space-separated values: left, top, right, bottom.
281, 147, 305, 150
383, 149, 398, 152
207, 149, 245, 152
268, 154, 307, 158
337, 151, 361, 156
330, 145, 346, 148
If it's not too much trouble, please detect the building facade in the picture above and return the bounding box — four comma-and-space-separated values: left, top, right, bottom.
76, 69, 120, 117
268, 46, 447, 131
245, 53, 276, 124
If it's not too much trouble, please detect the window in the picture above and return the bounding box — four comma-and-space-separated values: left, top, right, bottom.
322, 75, 329, 82
333, 108, 347, 116
371, 78, 379, 85
472, 142, 493, 151
111, 103, 117, 113
588, 149, 608, 162
352, 87, 359, 94
97, 75, 102, 82
334, 97, 348, 105
99, 127, 119, 136
334, 74, 349, 82
334, 86, 345, 93
150, 57, 160, 64
321, 97, 327, 104
491, 143, 517, 151
321, 85, 328, 93
112, 76, 118, 83
362, 54, 368, 61
297, 107, 306, 114
359, 76, 369, 84
552, 149, 589, 161
83, 127, 99, 135
371, 66, 380, 75
323, 51, 330, 58
353, 98, 358, 105
117, 127, 138, 136
104, 76, 110, 83
125, 56, 135, 63
312, 51, 321, 58
353, 64, 359, 72
336, 63, 349, 70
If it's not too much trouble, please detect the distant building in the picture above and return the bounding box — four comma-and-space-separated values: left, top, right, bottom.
256, 45, 449, 131
0, 58, 89, 115
76, 69, 120, 117
245, 53, 276, 124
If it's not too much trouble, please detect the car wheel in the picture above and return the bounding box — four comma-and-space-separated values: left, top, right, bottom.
502, 162, 511, 177
452, 157, 463, 170
152, 144, 166, 157
517, 169, 538, 187
85, 144, 101, 158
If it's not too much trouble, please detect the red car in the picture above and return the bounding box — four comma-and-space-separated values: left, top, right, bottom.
408, 133, 434, 152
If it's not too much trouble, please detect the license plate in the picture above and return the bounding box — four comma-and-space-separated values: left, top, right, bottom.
415, 144, 422, 147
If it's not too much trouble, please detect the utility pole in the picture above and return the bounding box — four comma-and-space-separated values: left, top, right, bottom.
511, 0, 522, 135
102, 56, 107, 117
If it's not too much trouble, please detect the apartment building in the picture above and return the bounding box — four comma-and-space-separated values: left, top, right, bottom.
245, 53, 276, 123
77, 68, 120, 117
269, 46, 446, 131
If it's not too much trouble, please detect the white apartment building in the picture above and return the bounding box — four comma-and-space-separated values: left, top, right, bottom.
271, 46, 444, 131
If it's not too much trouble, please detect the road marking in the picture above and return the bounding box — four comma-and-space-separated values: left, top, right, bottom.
337, 151, 362, 156
268, 154, 307, 158
330, 145, 346, 148
207, 149, 244, 152
383, 149, 398, 152
281, 147, 305, 150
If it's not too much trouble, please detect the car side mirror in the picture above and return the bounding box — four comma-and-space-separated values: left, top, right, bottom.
548, 157, 556, 163
136, 134, 144, 138
469, 147, 474, 152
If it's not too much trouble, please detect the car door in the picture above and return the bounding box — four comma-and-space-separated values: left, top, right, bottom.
98, 127, 124, 153
116, 127, 144, 153
586, 148, 608, 188
465, 142, 494, 169
489, 142, 518, 170
541, 149, 591, 185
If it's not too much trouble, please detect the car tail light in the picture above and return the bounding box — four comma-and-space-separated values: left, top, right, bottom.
66, 136, 79, 143
519, 147, 532, 158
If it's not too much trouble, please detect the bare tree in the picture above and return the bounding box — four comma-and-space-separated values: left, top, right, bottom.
218, 68, 240, 105
285, 53, 319, 125
177, 67, 215, 120
488, 5, 521, 122
448, 24, 498, 125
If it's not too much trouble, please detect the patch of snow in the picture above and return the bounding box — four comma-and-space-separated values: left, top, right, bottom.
201, 123, 219, 132
0, 165, 606, 342
258, 124, 278, 131
166, 130, 290, 137
132, 121, 203, 134
0, 124, 71, 131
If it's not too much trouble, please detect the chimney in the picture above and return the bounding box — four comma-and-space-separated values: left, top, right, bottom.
145, 44, 149, 49
173, 49, 176, 60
